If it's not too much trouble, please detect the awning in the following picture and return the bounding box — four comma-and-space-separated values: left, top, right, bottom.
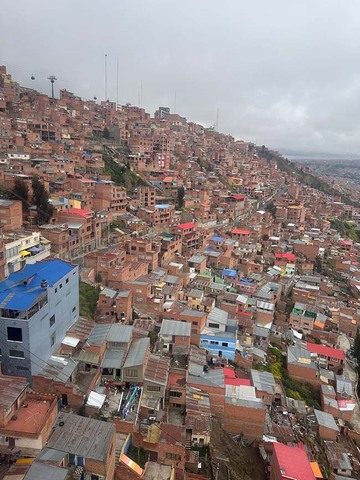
86, 391, 106, 409
20, 250, 31, 257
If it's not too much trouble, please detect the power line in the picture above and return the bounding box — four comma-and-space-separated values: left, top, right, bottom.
0, 325, 122, 410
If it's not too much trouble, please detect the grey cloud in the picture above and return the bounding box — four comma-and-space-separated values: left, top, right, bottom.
1, 0, 360, 154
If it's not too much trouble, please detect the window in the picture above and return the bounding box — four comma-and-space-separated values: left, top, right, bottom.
50, 333, 56, 347
7, 327, 23, 342
59, 283, 63, 289
169, 391, 182, 398
49, 315, 55, 327
125, 369, 138, 378
210, 340, 218, 345
72, 306, 76, 312
208, 322, 219, 329
147, 385, 161, 392
66, 278, 69, 284
222, 342, 228, 347
9, 349, 24, 359
166, 452, 181, 461
55, 287, 58, 293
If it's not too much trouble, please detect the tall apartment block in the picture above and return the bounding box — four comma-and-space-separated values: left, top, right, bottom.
0, 259, 79, 381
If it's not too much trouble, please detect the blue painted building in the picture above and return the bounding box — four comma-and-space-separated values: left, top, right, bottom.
0, 259, 79, 381
200, 307, 237, 361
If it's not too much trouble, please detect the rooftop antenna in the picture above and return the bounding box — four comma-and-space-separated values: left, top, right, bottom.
116, 57, 119, 105
215, 108, 219, 132
104, 53, 108, 101
48, 75, 57, 99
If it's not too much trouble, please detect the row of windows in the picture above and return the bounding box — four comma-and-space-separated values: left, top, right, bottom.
202, 339, 229, 347
54, 277, 69, 293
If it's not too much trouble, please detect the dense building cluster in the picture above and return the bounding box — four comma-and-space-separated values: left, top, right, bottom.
0, 65, 360, 480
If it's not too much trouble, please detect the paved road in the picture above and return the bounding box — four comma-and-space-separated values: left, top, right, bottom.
338, 334, 360, 432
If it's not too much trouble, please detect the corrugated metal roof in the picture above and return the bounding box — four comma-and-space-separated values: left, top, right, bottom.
101, 349, 125, 369
0, 376, 28, 408
335, 375, 353, 397
22, 462, 68, 480
123, 337, 149, 368
160, 319, 191, 337
46, 412, 114, 461
144, 355, 170, 385
251, 369, 276, 394
86, 391, 106, 409
314, 409, 339, 431
107, 324, 132, 344
87, 324, 111, 345
207, 307, 228, 326
40, 356, 78, 383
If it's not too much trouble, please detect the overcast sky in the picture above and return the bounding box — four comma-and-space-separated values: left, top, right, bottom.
1, 0, 360, 155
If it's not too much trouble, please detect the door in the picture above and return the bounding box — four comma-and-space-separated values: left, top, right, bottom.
149, 450, 158, 462
61, 394, 68, 406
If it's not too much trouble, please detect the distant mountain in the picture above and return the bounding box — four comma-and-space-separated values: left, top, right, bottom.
278, 149, 360, 161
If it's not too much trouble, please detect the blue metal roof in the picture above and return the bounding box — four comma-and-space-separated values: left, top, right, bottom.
222, 269, 237, 277
210, 236, 224, 242
0, 260, 76, 311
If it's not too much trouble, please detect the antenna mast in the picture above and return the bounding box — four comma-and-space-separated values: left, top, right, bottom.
48, 76, 57, 99
215, 108, 219, 131
116, 58, 119, 105
104, 53, 108, 101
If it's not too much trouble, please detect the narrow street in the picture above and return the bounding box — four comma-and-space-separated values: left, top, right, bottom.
338, 334, 360, 432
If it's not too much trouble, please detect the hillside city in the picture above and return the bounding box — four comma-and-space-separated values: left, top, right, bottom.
0, 65, 360, 480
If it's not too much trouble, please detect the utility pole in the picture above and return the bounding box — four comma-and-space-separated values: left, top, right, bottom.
116, 57, 119, 105
215, 462, 220, 480
48, 76, 57, 99
104, 53, 108, 101
215, 108, 219, 132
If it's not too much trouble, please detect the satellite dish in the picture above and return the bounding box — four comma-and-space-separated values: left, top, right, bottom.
31, 75, 35, 80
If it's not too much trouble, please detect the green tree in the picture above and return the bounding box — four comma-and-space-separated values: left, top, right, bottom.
32, 176, 53, 225
10, 178, 30, 211
103, 126, 110, 139
354, 328, 360, 366
177, 186, 185, 209
95, 272, 103, 283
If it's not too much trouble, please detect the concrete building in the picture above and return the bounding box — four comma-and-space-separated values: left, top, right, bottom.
0, 199, 22, 232
45, 412, 116, 480
0, 259, 79, 381
270, 442, 315, 480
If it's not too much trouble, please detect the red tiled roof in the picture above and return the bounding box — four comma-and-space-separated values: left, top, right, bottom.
232, 228, 250, 235
177, 222, 196, 230
306, 342, 345, 361
223, 367, 236, 378
62, 208, 93, 218
275, 253, 296, 262
225, 378, 251, 387
273, 443, 315, 480
231, 194, 245, 200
